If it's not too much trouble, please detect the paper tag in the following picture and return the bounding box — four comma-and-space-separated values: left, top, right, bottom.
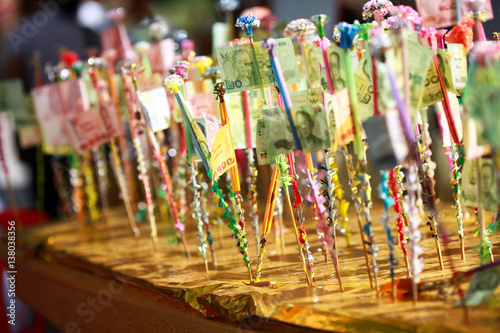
211, 125, 237, 182
447, 43, 468, 90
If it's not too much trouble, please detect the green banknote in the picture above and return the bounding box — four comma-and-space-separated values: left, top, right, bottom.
407, 39, 433, 117
291, 103, 330, 153
467, 60, 500, 148
261, 107, 294, 159
354, 50, 374, 122
226, 90, 260, 149
420, 49, 458, 108
289, 88, 323, 107
0, 79, 32, 126
217, 37, 300, 94
313, 44, 346, 93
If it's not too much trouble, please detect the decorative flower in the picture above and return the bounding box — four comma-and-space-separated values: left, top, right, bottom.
385, 5, 421, 30
356, 23, 374, 41
180, 39, 195, 51
310, 14, 330, 38
362, 0, 393, 20
60, 51, 80, 67
417, 27, 437, 40
235, 14, 261, 36
284, 18, 316, 42
134, 41, 150, 55
172, 61, 190, 78
192, 56, 213, 75
164, 74, 184, 94
368, 27, 391, 55
149, 21, 169, 41
261, 38, 276, 50
334, 22, 360, 50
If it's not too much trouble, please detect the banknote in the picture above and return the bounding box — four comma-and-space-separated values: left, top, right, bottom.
417, 48, 457, 110
416, 0, 493, 29
65, 107, 108, 153
437, 49, 458, 95
313, 44, 346, 93
262, 107, 295, 158
202, 112, 222, 152
462, 158, 499, 211
419, 60, 444, 109
217, 37, 300, 94
138, 87, 170, 132
291, 103, 330, 153
462, 263, 500, 306
407, 39, 433, 117
99, 101, 122, 140
256, 118, 273, 165
447, 43, 468, 91
0, 79, 31, 126
226, 89, 260, 149
354, 50, 374, 122
178, 94, 212, 173
303, 44, 320, 87
32, 84, 70, 149
289, 88, 323, 107
187, 92, 218, 119
466, 59, 500, 148
327, 88, 354, 147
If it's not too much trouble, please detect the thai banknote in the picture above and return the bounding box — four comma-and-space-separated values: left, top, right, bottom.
407, 39, 433, 116
256, 118, 273, 165
291, 103, 330, 153
420, 48, 459, 108
262, 107, 294, 158
178, 94, 212, 172
462, 158, 499, 211
0, 79, 32, 126
217, 37, 300, 94
226, 89, 260, 149
354, 50, 374, 122
466, 58, 500, 148
303, 44, 320, 87
313, 44, 346, 93
289, 88, 323, 107
32, 84, 70, 149
437, 92, 463, 147
202, 112, 222, 152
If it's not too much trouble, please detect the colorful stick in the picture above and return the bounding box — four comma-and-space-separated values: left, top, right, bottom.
120, 63, 159, 251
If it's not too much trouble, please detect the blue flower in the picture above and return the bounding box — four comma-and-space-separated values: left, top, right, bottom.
235, 14, 261, 36
334, 22, 360, 49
